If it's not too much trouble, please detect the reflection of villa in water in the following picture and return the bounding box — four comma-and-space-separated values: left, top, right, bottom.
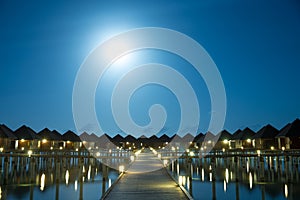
0, 118, 300, 199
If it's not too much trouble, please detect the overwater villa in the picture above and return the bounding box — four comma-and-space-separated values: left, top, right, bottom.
276, 118, 300, 149
229, 127, 255, 149
14, 125, 40, 150
0, 124, 17, 150
0, 118, 300, 152
38, 128, 63, 150
214, 130, 232, 150
62, 130, 82, 149
252, 124, 279, 149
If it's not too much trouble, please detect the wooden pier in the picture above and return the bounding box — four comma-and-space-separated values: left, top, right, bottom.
103, 149, 191, 200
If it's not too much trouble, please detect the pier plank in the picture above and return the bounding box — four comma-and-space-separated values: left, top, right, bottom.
104, 150, 189, 200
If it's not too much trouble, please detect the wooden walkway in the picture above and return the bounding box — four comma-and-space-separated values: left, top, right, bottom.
103, 149, 190, 200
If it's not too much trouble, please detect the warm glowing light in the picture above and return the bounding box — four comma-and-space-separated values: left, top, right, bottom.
67, 141, 71, 144
40, 173, 45, 191
82, 166, 85, 173
0, 186, 2, 199
249, 172, 253, 189
15, 140, 19, 149
50, 147, 53, 150
183, 176, 186, 185
208, 140, 212, 144
241, 146, 244, 150
189, 151, 195, 157
109, 149, 112, 153
247, 160, 249, 173
171, 146, 175, 151
119, 165, 125, 173
282, 146, 285, 151
109, 179, 112, 187
209, 172, 212, 182
247, 139, 251, 143
130, 156, 135, 162
28, 150, 33, 157
96, 152, 100, 157
65, 170, 70, 185
75, 180, 78, 191
21, 139, 25, 142
224, 180, 227, 192
222, 148, 225, 152
201, 168, 204, 181
257, 150, 261, 156
75, 148, 79, 152
88, 165, 91, 180
179, 176, 183, 185
42, 139, 47, 143
225, 168, 229, 183
223, 139, 228, 144
285, 184, 288, 198
0, 147, 3, 152
163, 160, 168, 166
186, 149, 190, 153
21, 147, 24, 151
270, 146, 274, 150
59, 146, 63, 150
158, 154, 161, 159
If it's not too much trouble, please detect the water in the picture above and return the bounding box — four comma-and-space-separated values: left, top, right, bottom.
0, 154, 120, 200
168, 155, 300, 199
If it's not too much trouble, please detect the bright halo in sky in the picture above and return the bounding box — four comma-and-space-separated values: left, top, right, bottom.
113, 53, 136, 67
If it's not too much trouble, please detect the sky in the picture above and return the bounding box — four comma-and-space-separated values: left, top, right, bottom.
0, 0, 300, 137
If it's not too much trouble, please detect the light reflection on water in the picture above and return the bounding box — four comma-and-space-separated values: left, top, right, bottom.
169, 155, 300, 200
0, 156, 119, 200
40, 173, 45, 191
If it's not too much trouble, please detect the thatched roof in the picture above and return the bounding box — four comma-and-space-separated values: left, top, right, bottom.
113, 134, 125, 143
62, 130, 81, 142
125, 135, 136, 143
276, 118, 300, 138
182, 133, 194, 142
90, 133, 99, 141
159, 134, 171, 143
216, 130, 232, 141
170, 134, 182, 143
38, 128, 62, 141
0, 124, 17, 139
96, 134, 115, 149
79, 132, 93, 142
232, 127, 255, 140
252, 124, 279, 139
14, 125, 40, 140
193, 133, 204, 143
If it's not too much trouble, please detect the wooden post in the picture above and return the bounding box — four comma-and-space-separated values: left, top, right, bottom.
4, 156, 9, 185
259, 156, 265, 181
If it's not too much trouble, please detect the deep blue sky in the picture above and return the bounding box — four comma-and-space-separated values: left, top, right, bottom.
0, 0, 299, 136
